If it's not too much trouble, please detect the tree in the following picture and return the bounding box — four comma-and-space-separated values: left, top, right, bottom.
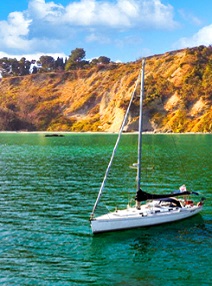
70, 48, 86, 62
65, 48, 86, 70
90, 58, 98, 65
55, 57, 64, 70
39, 55, 55, 70
98, 56, 110, 64
10, 58, 19, 75
19, 57, 30, 75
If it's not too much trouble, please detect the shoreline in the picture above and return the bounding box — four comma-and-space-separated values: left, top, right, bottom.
0, 131, 211, 135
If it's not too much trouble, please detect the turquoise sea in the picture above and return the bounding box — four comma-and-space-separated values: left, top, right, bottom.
0, 133, 211, 285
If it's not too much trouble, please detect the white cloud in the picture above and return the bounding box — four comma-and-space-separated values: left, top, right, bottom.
0, 51, 67, 61
178, 24, 212, 48
28, 0, 64, 20
0, 11, 32, 51
63, 0, 132, 27
138, 0, 177, 29
7, 12, 31, 36
0, 0, 177, 59
117, 0, 139, 19
86, 33, 111, 44
63, 0, 176, 28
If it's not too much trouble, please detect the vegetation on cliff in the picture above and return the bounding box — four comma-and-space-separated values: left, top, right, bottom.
0, 45, 211, 133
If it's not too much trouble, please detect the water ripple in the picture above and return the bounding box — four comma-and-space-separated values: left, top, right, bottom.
0, 133, 211, 285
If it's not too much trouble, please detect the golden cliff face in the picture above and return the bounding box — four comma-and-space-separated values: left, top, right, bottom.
0, 46, 211, 132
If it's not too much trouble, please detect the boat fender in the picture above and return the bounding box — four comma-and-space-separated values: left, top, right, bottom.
197, 201, 203, 207
185, 200, 193, 206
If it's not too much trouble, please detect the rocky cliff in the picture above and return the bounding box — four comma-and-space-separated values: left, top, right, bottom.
0, 46, 211, 132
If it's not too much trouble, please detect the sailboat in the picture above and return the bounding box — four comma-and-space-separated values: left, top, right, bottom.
90, 59, 205, 234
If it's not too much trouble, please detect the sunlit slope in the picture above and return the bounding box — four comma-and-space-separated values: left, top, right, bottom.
0, 46, 211, 132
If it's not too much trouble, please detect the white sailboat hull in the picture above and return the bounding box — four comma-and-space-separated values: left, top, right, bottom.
90, 205, 203, 234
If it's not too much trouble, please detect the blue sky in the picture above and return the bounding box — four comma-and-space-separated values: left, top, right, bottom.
0, 0, 212, 62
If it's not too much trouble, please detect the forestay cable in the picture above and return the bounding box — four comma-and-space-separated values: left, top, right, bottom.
90, 72, 141, 218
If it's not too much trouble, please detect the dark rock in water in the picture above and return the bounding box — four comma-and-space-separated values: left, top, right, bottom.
45, 134, 64, 137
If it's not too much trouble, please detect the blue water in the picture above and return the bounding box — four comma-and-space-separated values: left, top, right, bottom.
0, 133, 211, 285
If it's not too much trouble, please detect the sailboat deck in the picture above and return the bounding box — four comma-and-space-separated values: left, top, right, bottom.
96, 206, 178, 221
93, 201, 201, 221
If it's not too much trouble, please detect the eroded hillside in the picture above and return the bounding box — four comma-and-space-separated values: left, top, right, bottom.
0, 46, 211, 132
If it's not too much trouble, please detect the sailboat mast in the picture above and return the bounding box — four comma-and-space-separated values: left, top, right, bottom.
137, 59, 145, 191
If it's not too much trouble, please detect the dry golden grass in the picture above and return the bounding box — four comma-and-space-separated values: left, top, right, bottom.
0, 46, 211, 132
